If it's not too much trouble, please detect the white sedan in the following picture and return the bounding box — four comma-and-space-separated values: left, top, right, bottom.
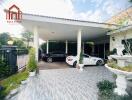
66, 54, 104, 67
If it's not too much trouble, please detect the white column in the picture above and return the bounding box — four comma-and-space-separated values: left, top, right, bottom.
65, 40, 68, 54
77, 30, 82, 65
46, 40, 49, 54
33, 26, 39, 62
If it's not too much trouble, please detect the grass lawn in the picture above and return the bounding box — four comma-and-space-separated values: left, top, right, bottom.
0, 70, 29, 99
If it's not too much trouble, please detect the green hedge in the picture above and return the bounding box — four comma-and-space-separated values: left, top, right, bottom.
0, 70, 29, 99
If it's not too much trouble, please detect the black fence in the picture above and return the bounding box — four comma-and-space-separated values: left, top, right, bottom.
0, 48, 28, 78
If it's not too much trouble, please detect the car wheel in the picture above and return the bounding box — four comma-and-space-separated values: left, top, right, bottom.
96, 60, 103, 66
73, 61, 77, 68
47, 57, 53, 63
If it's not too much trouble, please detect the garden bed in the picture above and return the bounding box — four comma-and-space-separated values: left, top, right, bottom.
0, 70, 29, 99
107, 61, 132, 72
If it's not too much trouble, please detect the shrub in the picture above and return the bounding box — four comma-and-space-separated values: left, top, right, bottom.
27, 48, 37, 72
121, 64, 132, 72
97, 80, 132, 100
0, 70, 28, 99
97, 80, 115, 92
110, 48, 117, 55
0, 59, 11, 79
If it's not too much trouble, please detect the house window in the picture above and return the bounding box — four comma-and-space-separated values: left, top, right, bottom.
122, 38, 132, 54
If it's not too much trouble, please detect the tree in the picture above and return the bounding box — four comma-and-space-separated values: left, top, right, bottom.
22, 32, 33, 48
13, 39, 26, 49
0, 32, 10, 46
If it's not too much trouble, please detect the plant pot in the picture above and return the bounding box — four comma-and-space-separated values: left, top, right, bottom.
105, 64, 132, 95
29, 71, 36, 77
79, 64, 84, 71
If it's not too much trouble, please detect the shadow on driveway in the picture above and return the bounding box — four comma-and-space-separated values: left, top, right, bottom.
38, 61, 70, 70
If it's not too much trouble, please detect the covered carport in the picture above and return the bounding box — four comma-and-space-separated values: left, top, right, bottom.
21, 13, 117, 65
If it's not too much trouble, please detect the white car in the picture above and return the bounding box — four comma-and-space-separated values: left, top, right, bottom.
66, 54, 104, 67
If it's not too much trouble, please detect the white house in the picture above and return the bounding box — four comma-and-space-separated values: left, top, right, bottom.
107, 7, 132, 53
20, 13, 118, 64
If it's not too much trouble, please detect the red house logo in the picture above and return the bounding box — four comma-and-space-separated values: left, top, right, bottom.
6, 4, 22, 23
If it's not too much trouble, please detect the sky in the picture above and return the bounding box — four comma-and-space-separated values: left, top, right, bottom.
0, 0, 131, 38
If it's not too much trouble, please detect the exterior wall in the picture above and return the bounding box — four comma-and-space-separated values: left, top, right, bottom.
110, 29, 132, 51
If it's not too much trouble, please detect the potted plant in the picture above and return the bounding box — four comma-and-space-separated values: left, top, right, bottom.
27, 48, 37, 76
79, 50, 84, 71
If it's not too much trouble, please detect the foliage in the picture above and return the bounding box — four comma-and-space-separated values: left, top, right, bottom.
22, 32, 33, 47
0, 70, 29, 99
13, 39, 26, 49
110, 48, 117, 55
79, 50, 83, 64
0, 33, 10, 46
0, 58, 12, 79
107, 60, 132, 72
97, 80, 116, 92
27, 48, 37, 72
97, 80, 132, 100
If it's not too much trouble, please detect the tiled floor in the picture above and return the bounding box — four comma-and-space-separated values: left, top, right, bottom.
10, 66, 114, 100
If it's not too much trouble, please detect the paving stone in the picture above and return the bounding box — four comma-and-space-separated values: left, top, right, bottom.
10, 66, 114, 100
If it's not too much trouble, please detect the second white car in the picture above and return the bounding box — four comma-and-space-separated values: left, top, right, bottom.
66, 54, 104, 67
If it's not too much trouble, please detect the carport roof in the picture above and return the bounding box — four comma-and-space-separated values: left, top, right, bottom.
21, 13, 118, 42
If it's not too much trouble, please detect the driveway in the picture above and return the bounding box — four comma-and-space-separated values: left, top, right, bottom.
11, 66, 114, 100
38, 61, 70, 70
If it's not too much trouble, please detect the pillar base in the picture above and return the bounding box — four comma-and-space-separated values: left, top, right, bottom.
114, 88, 128, 96
114, 74, 128, 95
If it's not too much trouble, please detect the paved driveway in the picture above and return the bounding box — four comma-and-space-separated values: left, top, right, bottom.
38, 61, 70, 70
11, 66, 114, 100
